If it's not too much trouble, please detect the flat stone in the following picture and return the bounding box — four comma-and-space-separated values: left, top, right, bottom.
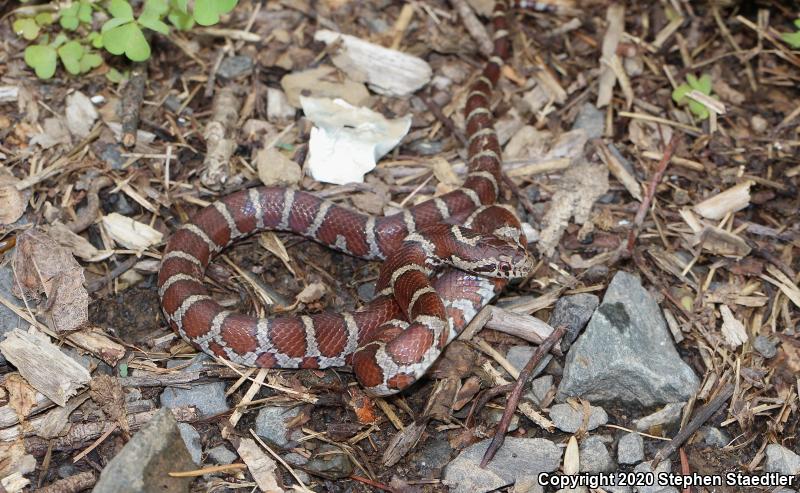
557, 272, 700, 407
306, 443, 353, 479
529, 375, 553, 406
207, 445, 237, 465
617, 433, 644, 465
160, 354, 229, 417
548, 293, 599, 352
580, 436, 615, 473
0, 267, 25, 364
414, 438, 453, 477
443, 438, 561, 493
634, 460, 673, 493
573, 103, 604, 140
94, 408, 194, 493
177, 423, 202, 465
633, 402, 685, 432
753, 335, 778, 358
765, 444, 800, 475
505, 345, 551, 377
254, 406, 302, 447
218, 55, 253, 80
698, 426, 730, 448
550, 403, 608, 433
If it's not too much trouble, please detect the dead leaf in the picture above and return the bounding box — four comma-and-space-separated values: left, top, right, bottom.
296, 282, 326, 304
101, 213, 163, 250
719, 305, 747, 348
90, 374, 129, 435
256, 146, 302, 187
0, 168, 27, 225
65, 91, 98, 138
564, 435, 580, 475
12, 228, 89, 332
4, 373, 38, 420
29, 117, 71, 149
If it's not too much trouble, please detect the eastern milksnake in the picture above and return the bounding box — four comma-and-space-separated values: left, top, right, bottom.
158, 0, 541, 395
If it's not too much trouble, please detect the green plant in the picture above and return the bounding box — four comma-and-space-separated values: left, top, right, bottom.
13, 0, 239, 79
671, 73, 716, 120
782, 19, 800, 48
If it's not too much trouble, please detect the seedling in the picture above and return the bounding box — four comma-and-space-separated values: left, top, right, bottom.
782, 19, 800, 48
671, 74, 716, 120
13, 0, 239, 79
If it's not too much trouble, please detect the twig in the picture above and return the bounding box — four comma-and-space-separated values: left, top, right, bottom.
624, 134, 679, 255
480, 325, 566, 467
36, 472, 96, 493
86, 256, 140, 293
421, 94, 467, 147
66, 176, 113, 233
652, 384, 735, 465
120, 63, 148, 148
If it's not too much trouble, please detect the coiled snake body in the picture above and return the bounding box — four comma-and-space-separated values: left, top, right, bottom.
159, 1, 538, 395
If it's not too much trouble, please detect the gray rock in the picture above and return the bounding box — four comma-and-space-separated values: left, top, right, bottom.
753, 335, 778, 358
160, 354, 229, 417
698, 426, 730, 448
207, 445, 237, 465
99, 143, 125, 169
573, 103, 604, 140
765, 444, 800, 475
580, 436, 615, 473
549, 293, 599, 352
306, 444, 353, 479
94, 408, 194, 493
529, 375, 553, 406
218, 55, 254, 80
177, 423, 202, 465
255, 406, 302, 447
283, 452, 311, 485
443, 437, 561, 493
506, 346, 551, 377
604, 482, 632, 493
0, 267, 25, 364
633, 460, 673, 493
633, 402, 685, 432
617, 433, 644, 464
57, 464, 77, 479
415, 438, 453, 476
487, 408, 519, 432
557, 272, 700, 407
549, 403, 608, 433
357, 281, 375, 300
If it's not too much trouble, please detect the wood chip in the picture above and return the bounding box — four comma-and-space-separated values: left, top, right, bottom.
236, 438, 285, 493
314, 29, 432, 96
101, 213, 163, 251
597, 4, 625, 108
693, 181, 753, 220
719, 305, 747, 348
0, 329, 90, 407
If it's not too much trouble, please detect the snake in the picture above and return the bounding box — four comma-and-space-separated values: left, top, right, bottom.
158, 0, 540, 396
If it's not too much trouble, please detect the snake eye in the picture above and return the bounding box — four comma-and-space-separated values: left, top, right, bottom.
499, 262, 511, 274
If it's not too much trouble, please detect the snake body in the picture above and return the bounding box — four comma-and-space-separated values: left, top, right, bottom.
158, 1, 537, 395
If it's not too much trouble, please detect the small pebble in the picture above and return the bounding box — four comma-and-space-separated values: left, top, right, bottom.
753, 335, 778, 359
617, 433, 644, 465
750, 115, 768, 133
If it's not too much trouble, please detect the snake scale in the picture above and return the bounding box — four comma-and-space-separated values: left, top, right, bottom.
158, 0, 543, 395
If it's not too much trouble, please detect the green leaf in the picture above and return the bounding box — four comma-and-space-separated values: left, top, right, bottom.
106, 67, 128, 83
688, 100, 709, 120
142, 0, 170, 17
35, 12, 54, 25
194, 0, 237, 26
694, 74, 712, 94
171, 0, 188, 12
671, 83, 691, 104
168, 7, 194, 29
89, 31, 104, 48
795, 19, 800, 29
108, 0, 134, 20
103, 22, 150, 61
58, 40, 84, 74
52, 32, 68, 48
102, 16, 130, 33
13, 18, 39, 40
24, 44, 57, 79
80, 52, 103, 73
783, 30, 800, 49
78, 0, 93, 23
59, 4, 80, 30
138, 16, 170, 34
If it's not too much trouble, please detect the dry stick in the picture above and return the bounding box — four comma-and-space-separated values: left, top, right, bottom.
624, 134, 679, 255
652, 384, 735, 466
66, 176, 113, 233
36, 472, 96, 493
480, 325, 567, 468
86, 256, 140, 293
120, 62, 148, 148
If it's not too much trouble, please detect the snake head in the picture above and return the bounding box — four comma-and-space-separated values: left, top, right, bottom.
452, 234, 534, 280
